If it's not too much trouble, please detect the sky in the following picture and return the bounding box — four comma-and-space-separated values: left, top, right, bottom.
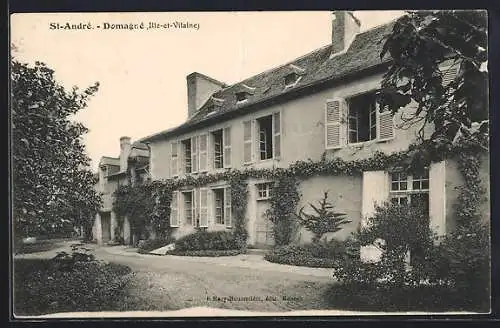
11, 11, 404, 171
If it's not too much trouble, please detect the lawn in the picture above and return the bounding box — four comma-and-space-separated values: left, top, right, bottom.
13, 257, 135, 316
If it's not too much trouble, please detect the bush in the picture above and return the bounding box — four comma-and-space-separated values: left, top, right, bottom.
264, 242, 347, 268
174, 231, 238, 251
167, 249, 244, 257
137, 236, 175, 254
14, 247, 134, 315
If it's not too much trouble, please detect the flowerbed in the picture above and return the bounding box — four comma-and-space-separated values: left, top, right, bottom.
166, 249, 244, 257
137, 237, 175, 254
264, 243, 342, 268
174, 230, 239, 251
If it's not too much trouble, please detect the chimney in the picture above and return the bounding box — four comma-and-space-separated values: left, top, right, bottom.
187, 72, 226, 118
331, 11, 361, 56
119, 136, 131, 172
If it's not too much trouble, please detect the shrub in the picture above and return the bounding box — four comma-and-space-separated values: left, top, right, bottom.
264, 242, 349, 268
167, 249, 244, 257
174, 231, 238, 251
137, 236, 176, 254
14, 246, 134, 315
296, 191, 351, 244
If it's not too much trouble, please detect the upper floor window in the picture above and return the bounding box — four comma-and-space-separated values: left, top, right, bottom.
243, 112, 281, 164
211, 127, 231, 169
325, 94, 394, 149
257, 115, 273, 160
212, 130, 223, 169
181, 139, 192, 174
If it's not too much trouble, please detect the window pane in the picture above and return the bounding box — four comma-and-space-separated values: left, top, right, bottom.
400, 182, 407, 190
422, 180, 429, 189
349, 131, 357, 143
400, 197, 408, 206
391, 182, 399, 191
413, 180, 421, 190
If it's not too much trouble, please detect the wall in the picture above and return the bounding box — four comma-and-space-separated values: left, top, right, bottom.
445, 152, 490, 233
149, 72, 425, 181
297, 174, 362, 243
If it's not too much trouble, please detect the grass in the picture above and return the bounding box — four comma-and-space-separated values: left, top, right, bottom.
13, 257, 135, 316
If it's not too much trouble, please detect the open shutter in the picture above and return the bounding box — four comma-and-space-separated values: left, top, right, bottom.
199, 133, 208, 172
171, 142, 179, 177
191, 136, 198, 173
207, 133, 214, 172
170, 191, 179, 227
273, 111, 281, 159
178, 141, 184, 176
243, 120, 253, 164
361, 170, 389, 225
199, 188, 208, 227
207, 189, 214, 227
377, 106, 395, 141
441, 59, 460, 86
193, 188, 199, 227
325, 98, 346, 149
224, 187, 232, 228
429, 161, 446, 238
223, 127, 232, 168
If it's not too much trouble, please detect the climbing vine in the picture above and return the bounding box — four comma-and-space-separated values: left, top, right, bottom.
113, 140, 488, 248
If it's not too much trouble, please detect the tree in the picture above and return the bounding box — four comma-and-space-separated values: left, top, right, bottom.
378, 10, 488, 151
11, 60, 101, 239
296, 191, 351, 244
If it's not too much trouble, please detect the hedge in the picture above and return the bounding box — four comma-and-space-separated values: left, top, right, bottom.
166, 249, 244, 257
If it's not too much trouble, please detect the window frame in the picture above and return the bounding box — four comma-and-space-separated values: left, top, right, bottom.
346, 91, 379, 145
256, 182, 274, 201
389, 169, 430, 209
181, 190, 194, 226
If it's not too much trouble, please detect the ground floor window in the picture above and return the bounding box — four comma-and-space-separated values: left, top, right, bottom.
213, 188, 225, 225
182, 191, 193, 225
256, 182, 273, 200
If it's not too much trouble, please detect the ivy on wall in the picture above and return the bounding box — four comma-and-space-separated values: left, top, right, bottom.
112, 140, 487, 246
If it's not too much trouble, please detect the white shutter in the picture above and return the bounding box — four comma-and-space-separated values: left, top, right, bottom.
207, 133, 214, 172
325, 98, 346, 149
429, 160, 446, 237
199, 188, 209, 227
199, 133, 208, 172
441, 60, 460, 86
170, 191, 179, 227
361, 170, 389, 226
377, 106, 395, 141
207, 189, 214, 227
178, 191, 184, 226
273, 111, 281, 159
178, 141, 184, 176
223, 127, 232, 168
191, 136, 198, 173
171, 142, 179, 177
224, 187, 232, 228
193, 188, 199, 227
243, 120, 253, 164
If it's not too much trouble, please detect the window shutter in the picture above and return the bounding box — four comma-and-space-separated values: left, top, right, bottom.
199, 134, 208, 172
193, 188, 198, 227
361, 170, 389, 226
273, 111, 281, 159
243, 120, 253, 164
191, 136, 198, 173
429, 160, 446, 237
441, 60, 460, 86
224, 187, 232, 228
171, 142, 178, 177
207, 189, 214, 227
199, 188, 208, 227
377, 106, 395, 141
178, 141, 184, 176
170, 191, 179, 227
207, 133, 214, 172
223, 127, 232, 168
325, 98, 346, 149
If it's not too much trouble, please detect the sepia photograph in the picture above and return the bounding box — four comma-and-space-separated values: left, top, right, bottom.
10, 10, 490, 318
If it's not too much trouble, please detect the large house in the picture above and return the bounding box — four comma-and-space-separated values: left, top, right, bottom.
92, 137, 150, 245
136, 11, 489, 249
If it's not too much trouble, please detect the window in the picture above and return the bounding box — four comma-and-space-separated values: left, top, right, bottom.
182, 191, 193, 225
285, 73, 299, 88
236, 92, 247, 103
182, 139, 192, 173
256, 182, 273, 200
389, 169, 430, 213
213, 188, 225, 225
257, 115, 273, 160
212, 130, 223, 169
347, 92, 377, 144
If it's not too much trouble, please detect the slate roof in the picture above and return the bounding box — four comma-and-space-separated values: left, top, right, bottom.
140, 21, 395, 143
100, 156, 120, 166
132, 141, 149, 150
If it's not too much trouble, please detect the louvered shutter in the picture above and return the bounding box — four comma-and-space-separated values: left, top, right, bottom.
224, 187, 232, 228
207, 189, 214, 227
199, 188, 208, 227
325, 99, 346, 149
377, 105, 395, 141
441, 61, 460, 109
171, 142, 178, 177
243, 120, 253, 164
223, 127, 232, 168
361, 170, 389, 226
207, 133, 214, 172
429, 161, 446, 237
178, 141, 184, 176
191, 136, 198, 173
199, 134, 208, 172
273, 111, 281, 159
193, 188, 199, 227
170, 191, 179, 227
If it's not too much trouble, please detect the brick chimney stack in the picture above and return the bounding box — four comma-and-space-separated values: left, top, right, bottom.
186, 72, 226, 118
331, 11, 361, 56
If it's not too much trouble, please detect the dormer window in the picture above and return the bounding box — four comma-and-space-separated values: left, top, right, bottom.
285, 73, 299, 88
236, 92, 248, 103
